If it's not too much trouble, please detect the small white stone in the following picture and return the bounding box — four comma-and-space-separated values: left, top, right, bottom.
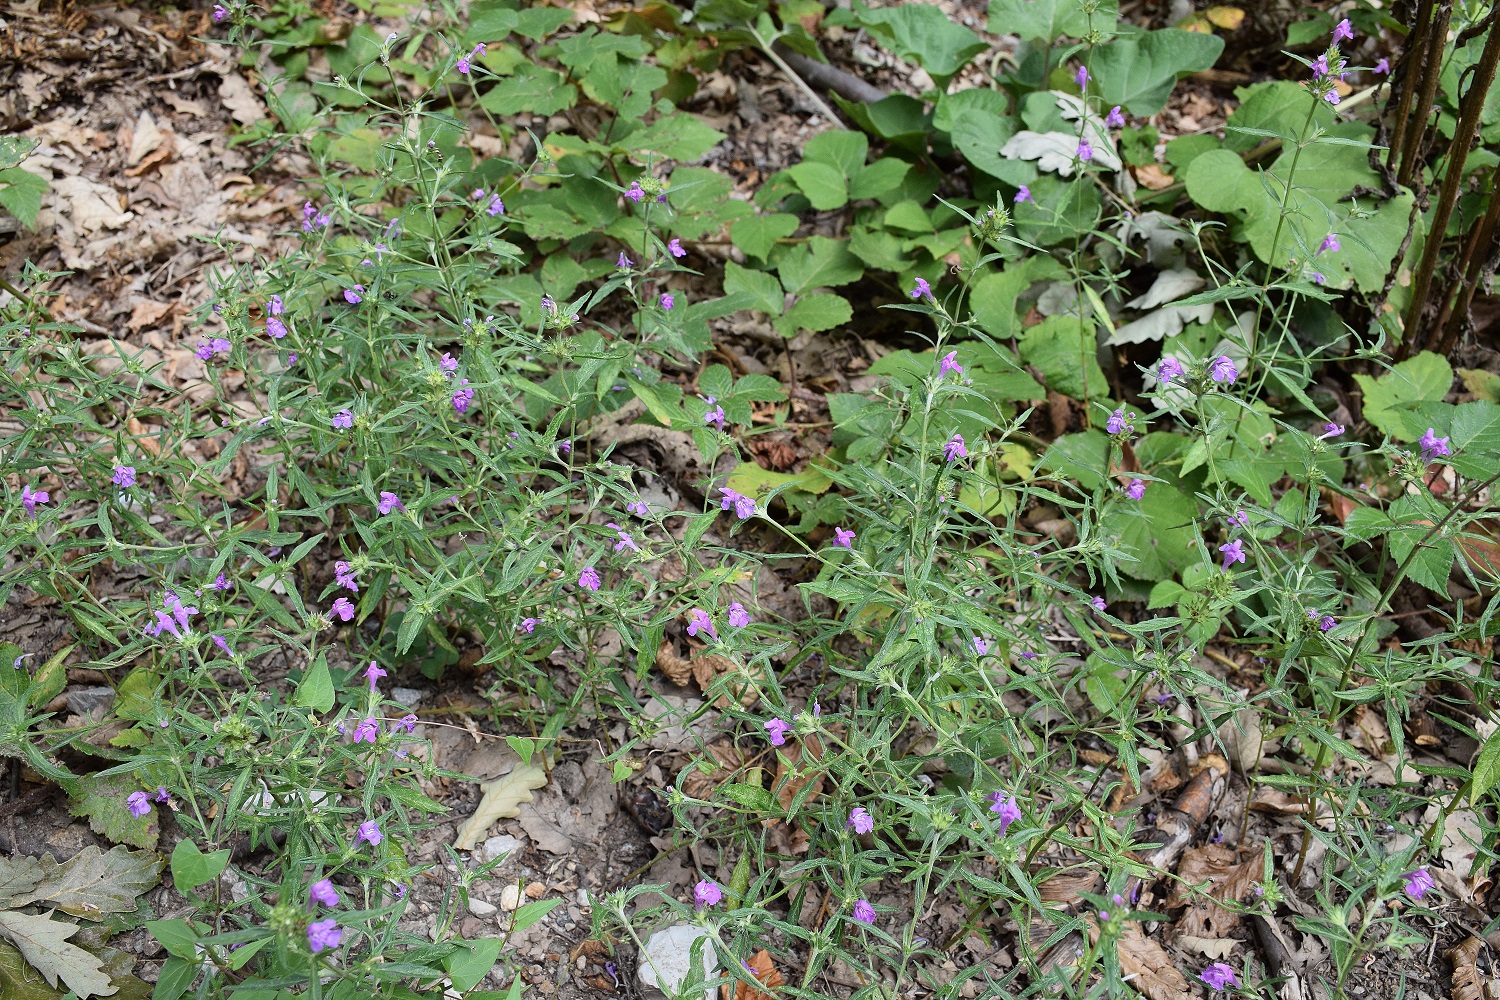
469, 897, 498, 917
391, 687, 424, 708
481, 834, 520, 863
638, 925, 720, 999
499, 884, 522, 911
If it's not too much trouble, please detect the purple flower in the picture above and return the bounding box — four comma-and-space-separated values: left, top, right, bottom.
453, 379, 475, 414
267, 316, 287, 339
196, 341, 214, 361
472, 43, 487, 57
911, 277, 932, 299
1310, 271, 1327, 285
487, 195, 505, 216
113, 465, 136, 488
377, 491, 403, 515
332, 409, 353, 430
694, 880, 722, 908
627, 500, 650, 517
667, 238, 686, 258
126, 791, 151, 818
944, 433, 967, 462
973, 637, 990, 655
357, 820, 383, 846
728, 602, 751, 628
660, 292, 675, 311
335, 561, 358, 591
1077, 139, 1093, 161
557, 439, 572, 455
211, 338, 231, 357
1199, 963, 1238, 991
847, 807, 874, 834
606, 522, 639, 553
833, 527, 856, 548
1105, 105, 1125, 128
686, 609, 718, 641
330, 597, 355, 623
1228, 510, 1249, 529
1324, 89, 1341, 105
851, 899, 877, 924
1156, 357, 1184, 383
1015, 185, 1032, 203
1209, 355, 1239, 384
625, 182, 644, 203
1089, 596, 1107, 613
152, 786, 171, 803
616, 251, 633, 269
307, 918, 342, 954
719, 487, 756, 520
395, 713, 417, 733
1318, 614, 1337, 632
1318, 422, 1344, 440
1419, 427, 1451, 462
569, 567, 599, 594
1125, 479, 1146, 500
1319, 234, 1341, 254
1333, 17, 1354, 43
344, 285, 364, 305
457, 56, 471, 74
1374, 57, 1390, 74
439, 352, 459, 376
1074, 65, 1089, 87
939, 351, 963, 377
1219, 539, 1246, 570
764, 718, 792, 746
1106, 408, 1127, 435
310, 879, 339, 907
301, 202, 331, 232
270, 294, 284, 316
1311, 54, 1330, 77
519, 617, 538, 634
704, 404, 725, 430
1402, 868, 1435, 900
989, 792, 1022, 835
20, 484, 49, 516
212, 4, 228, 22
364, 661, 386, 689
352, 718, 379, 743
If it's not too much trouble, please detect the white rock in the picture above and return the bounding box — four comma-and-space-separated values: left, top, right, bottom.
391, 687, 424, 708
499, 884, 522, 911
481, 834, 520, 863
469, 897, 498, 917
638, 925, 720, 999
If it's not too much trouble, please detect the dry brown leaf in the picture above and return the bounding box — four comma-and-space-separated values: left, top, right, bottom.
1446, 936, 1484, 1000
682, 742, 750, 799
1169, 844, 1262, 938
1135, 163, 1175, 190
126, 418, 161, 457
772, 733, 825, 816
452, 763, 549, 850
1175, 935, 1237, 959
127, 300, 174, 332
1115, 923, 1194, 1000
1034, 866, 1102, 906
721, 949, 784, 1000
1204, 6, 1245, 29
656, 641, 763, 707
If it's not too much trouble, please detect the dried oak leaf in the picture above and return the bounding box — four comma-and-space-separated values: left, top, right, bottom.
452, 763, 549, 851
1114, 923, 1194, 1000
656, 641, 762, 708
1446, 936, 1483, 1000
1168, 844, 1262, 939
682, 742, 750, 800
721, 949, 784, 1000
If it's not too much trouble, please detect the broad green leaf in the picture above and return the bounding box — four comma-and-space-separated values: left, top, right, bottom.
295, 654, 335, 713
723, 262, 785, 316
445, 938, 504, 993
727, 462, 833, 498
66, 772, 158, 850
1100, 482, 1201, 580
621, 114, 724, 161
1012, 174, 1101, 247
803, 130, 869, 177
883, 200, 931, 233
170, 840, 230, 895
949, 109, 1034, 185
787, 161, 848, 210
774, 293, 852, 337
729, 214, 799, 260
1091, 29, 1225, 115
1185, 131, 1415, 291
0, 846, 161, 917
478, 66, 577, 116
1038, 430, 1109, 490
1352, 352, 1453, 439
1224, 81, 1335, 151
144, 920, 198, 961
848, 158, 911, 200
988, 0, 1117, 41
970, 256, 1068, 339
0, 168, 49, 229
0, 135, 40, 170
776, 236, 864, 294
850, 4, 987, 81
1018, 315, 1108, 400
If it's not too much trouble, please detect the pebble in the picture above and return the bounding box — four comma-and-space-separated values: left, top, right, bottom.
481, 834, 521, 863
66, 687, 116, 716
391, 687, 423, 708
500, 884, 522, 911
469, 897, 498, 917
638, 925, 720, 999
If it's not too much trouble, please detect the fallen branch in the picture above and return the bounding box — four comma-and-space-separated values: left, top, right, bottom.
772, 44, 888, 106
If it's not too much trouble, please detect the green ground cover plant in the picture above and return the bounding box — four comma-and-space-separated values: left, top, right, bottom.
2, 0, 1499, 998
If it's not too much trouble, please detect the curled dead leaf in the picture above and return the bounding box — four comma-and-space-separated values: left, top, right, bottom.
1446, 936, 1483, 1000
721, 949, 783, 1000
1168, 843, 1262, 938
1114, 923, 1194, 1000
453, 763, 549, 851
656, 641, 763, 708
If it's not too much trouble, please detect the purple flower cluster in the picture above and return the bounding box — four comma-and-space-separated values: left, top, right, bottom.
719, 488, 756, 520
197, 337, 233, 360
145, 591, 198, 640
21, 484, 49, 517
301, 201, 331, 233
